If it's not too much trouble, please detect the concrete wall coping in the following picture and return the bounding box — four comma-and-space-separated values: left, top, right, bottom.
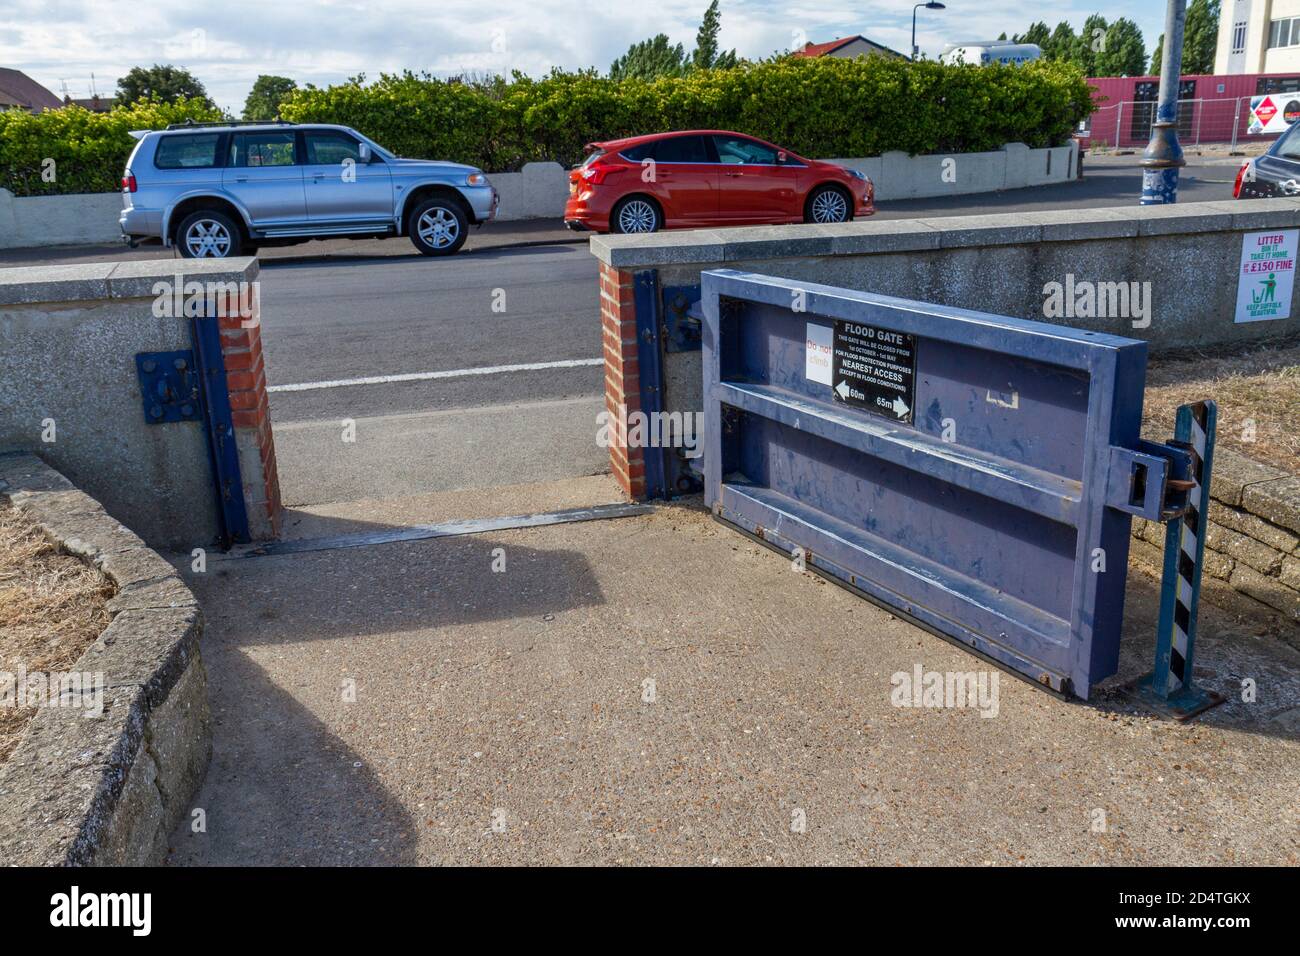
589, 198, 1300, 269
0, 256, 259, 307
0, 452, 210, 865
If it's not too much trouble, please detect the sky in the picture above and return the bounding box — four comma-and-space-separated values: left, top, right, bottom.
5, 1, 1171, 114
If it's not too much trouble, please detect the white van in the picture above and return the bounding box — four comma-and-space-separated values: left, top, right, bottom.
939, 41, 1043, 66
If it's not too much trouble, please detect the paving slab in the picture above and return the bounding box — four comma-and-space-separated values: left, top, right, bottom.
167, 496, 1300, 866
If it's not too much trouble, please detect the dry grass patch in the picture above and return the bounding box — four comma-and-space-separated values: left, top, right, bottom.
1143, 343, 1300, 476
0, 504, 113, 764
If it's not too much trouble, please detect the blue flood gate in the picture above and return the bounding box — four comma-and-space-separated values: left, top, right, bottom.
701, 269, 1194, 699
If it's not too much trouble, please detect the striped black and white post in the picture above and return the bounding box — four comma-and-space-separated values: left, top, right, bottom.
1143, 399, 1222, 717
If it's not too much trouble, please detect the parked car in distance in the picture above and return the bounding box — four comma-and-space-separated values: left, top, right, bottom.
120, 120, 498, 258
564, 129, 874, 234
1234, 122, 1300, 200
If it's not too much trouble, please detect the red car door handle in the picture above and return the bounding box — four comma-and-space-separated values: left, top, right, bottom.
726, 171, 743, 177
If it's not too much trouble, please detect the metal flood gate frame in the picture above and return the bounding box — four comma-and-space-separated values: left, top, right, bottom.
135, 311, 250, 549
701, 269, 1191, 699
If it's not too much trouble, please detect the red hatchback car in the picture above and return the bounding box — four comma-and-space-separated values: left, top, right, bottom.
564, 129, 874, 233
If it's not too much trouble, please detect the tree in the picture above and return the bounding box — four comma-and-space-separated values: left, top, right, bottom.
1047, 22, 1077, 61
243, 75, 298, 120
611, 1, 737, 80
116, 64, 210, 107
1095, 18, 1147, 76
1151, 0, 1219, 74
1016, 22, 1052, 49
1185, 0, 1221, 73
693, 0, 738, 69
1074, 14, 1109, 76
610, 34, 688, 80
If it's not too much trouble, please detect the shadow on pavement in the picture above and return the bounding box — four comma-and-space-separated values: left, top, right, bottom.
199, 532, 605, 646
167, 650, 419, 865
169, 531, 605, 864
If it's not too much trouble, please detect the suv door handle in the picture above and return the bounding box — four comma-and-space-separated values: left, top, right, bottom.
234, 176, 249, 183
725, 171, 743, 177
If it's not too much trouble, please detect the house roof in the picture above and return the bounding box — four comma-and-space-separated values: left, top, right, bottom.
794, 35, 908, 60
0, 68, 63, 112
65, 95, 117, 112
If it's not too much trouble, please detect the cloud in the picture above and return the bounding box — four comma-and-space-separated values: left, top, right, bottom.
3, 0, 1169, 113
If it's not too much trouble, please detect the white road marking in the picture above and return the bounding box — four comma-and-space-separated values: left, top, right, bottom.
268, 358, 603, 393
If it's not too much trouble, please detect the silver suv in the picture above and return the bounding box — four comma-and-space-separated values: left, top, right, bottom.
120, 121, 498, 257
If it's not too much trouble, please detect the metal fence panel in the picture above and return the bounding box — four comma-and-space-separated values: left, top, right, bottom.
1082, 96, 1277, 149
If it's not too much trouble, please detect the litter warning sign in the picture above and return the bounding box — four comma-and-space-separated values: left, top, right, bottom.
1235, 229, 1297, 323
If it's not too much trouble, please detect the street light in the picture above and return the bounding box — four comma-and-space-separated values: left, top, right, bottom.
912, 1, 946, 61
1140, 0, 1187, 204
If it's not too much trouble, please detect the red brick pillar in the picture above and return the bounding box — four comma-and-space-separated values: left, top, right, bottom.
217, 290, 281, 540
599, 262, 645, 499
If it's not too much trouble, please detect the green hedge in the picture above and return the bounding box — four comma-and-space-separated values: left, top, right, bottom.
0, 59, 1093, 196
0, 98, 222, 197
280, 57, 1093, 171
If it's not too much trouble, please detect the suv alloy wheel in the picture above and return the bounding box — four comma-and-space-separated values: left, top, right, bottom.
408, 197, 469, 256
176, 209, 243, 259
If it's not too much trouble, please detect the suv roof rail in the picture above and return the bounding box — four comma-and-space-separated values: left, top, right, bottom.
164, 119, 298, 130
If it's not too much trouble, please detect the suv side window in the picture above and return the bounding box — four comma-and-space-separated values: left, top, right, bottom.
653, 135, 711, 163
230, 132, 298, 167
304, 131, 366, 165
154, 133, 222, 169
713, 135, 779, 165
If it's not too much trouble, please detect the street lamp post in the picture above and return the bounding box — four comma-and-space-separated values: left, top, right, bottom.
1140, 0, 1187, 204
912, 1, 946, 61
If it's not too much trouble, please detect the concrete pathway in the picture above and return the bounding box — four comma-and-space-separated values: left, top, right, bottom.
166, 480, 1300, 866
272, 396, 607, 506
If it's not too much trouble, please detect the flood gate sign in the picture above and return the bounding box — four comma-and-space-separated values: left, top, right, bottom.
701, 269, 1194, 699
1235, 229, 1297, 323
831, 322, 916, 424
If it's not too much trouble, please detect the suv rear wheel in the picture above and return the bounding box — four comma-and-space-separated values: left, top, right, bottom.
408, 197, 468, 256
176, 209, 243, 259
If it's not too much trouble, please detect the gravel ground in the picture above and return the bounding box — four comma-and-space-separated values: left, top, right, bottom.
167, 497, 1300, 866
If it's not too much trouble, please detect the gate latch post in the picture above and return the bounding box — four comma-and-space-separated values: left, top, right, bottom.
1128, 400, 1226, 721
